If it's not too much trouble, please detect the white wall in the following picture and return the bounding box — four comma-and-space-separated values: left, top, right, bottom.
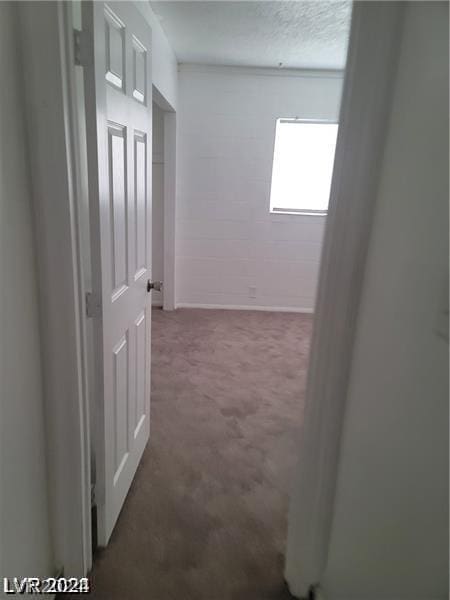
135, 1, 178, 110
0, 2, 53, 581
322, 3, 449, 599
176, 65, 343, 311
152, 102, 165, 306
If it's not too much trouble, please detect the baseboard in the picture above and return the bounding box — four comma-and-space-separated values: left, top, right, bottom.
175, 302, 314, 314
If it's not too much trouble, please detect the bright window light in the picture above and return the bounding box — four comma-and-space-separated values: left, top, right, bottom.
269, 119, 339, 215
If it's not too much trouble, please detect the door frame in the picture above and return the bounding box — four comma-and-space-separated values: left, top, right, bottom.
20, 0, 403, 585
284, 2, 405, 597
153, 87, 177, 311
18, 0, 92, 576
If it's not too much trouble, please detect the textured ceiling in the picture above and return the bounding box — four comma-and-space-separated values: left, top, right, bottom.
151, 1, 352, 70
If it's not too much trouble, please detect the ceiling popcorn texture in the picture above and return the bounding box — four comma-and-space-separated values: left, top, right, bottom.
151, 1, 352, 70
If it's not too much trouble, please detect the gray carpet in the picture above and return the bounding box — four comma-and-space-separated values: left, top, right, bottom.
86, 309, 312, 600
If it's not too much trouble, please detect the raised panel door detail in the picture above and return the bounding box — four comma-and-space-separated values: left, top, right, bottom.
134, 131, 147, 279
112, 334, 129, 484
108, 124, 128, 298
105, 6, 125, 90
134, 312, 146, 437
87, 0, 152, 546
132, 36, 147, 104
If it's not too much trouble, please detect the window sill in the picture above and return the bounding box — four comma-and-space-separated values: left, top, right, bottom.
270, 208, 328, 217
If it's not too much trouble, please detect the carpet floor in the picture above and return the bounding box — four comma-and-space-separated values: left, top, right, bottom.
84, 309, 313, 600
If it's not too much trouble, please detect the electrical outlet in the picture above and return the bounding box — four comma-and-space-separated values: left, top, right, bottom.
249, 286, 256, 299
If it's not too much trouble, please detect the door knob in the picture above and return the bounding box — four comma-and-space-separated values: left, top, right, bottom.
147, 280, 162, 293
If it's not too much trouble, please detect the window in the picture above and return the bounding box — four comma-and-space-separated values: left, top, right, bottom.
269, 119, 339, 215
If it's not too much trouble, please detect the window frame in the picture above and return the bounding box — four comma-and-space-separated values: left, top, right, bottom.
269, 117, 339, 217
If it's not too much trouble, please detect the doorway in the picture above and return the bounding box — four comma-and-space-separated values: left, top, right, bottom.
151, 90, 177, 312
78, 4, 346, 598
151, 101, 165, 309
27, 1, 404, 598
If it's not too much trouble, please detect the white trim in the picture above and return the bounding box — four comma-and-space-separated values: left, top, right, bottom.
284, 3, 405, 598
176, 303, 314, 314
279, 118, 339, 125
60, 1, 92, 572
18, 0, 92, 576
152, 86, 177, 312
153, 85, 176, 112
270, 209, 327, 217
178, 63, 345, 80
163, 111, 177, 311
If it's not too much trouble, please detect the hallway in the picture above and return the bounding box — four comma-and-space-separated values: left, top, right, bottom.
86, 309, 312, 599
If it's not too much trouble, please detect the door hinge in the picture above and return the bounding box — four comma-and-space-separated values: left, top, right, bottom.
85, 291, 101, 318
73, 28, 92, 67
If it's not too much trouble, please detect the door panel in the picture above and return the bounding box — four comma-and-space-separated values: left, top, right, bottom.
83, 1, 152, 544
132, 38, 147, 103
134, 311, 147, 436
112, 334, 129, 482
108, 125, 128, 297
134, 132, 147, 278
105, 6, 125, 90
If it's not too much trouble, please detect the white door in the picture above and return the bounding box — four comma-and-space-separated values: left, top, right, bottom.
83, 1, 152, 545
